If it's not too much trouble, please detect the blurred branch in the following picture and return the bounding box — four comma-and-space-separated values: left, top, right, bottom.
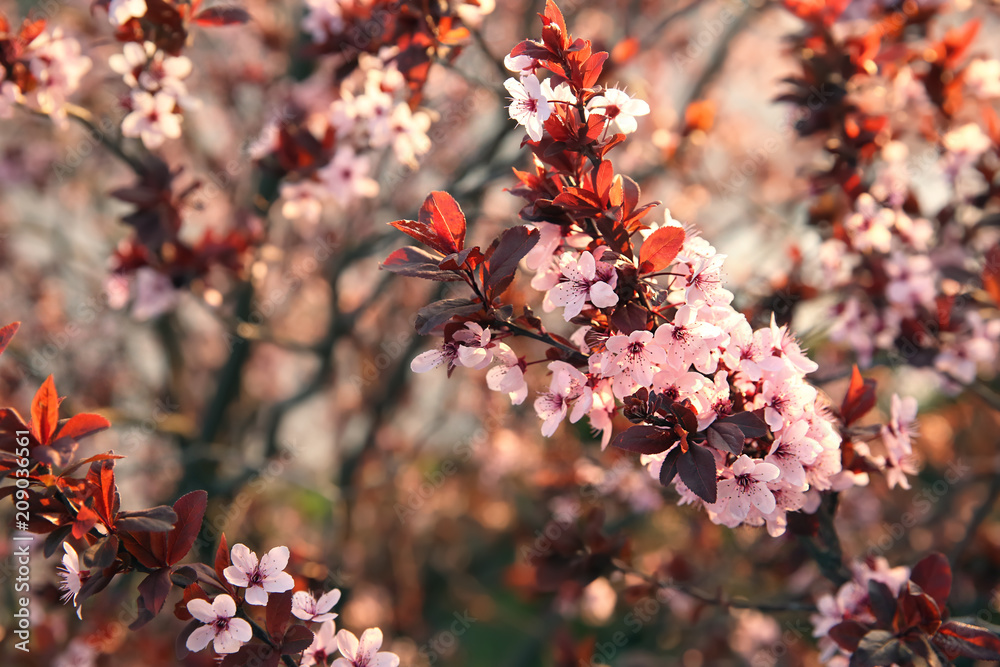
613, 559, 818, 612
20, 102, 146, 174
800, 492, 851, 586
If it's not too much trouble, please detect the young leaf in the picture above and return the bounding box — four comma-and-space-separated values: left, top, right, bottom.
87, 458, 120, 527
909, 552, 951, 611
418, 191, 466, 255
638, 226, 685, 275
31, 375, 61, 445
677, 444, 717, 504
0, 321, 20, 357
841, 365, 877, 426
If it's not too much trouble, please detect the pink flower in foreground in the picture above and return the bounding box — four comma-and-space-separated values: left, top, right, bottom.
587, 87, 650, 134
505, 75, 552, 142
223, 544, 295, 606
302, 619, 338, 667
713, 455, 781, 520
293, 588, 342, 623
186, 594, 252, 654
544, 250, 619, 321
333, 628, 400, 667
605, 330, 666, 399
121, 90, 182, 149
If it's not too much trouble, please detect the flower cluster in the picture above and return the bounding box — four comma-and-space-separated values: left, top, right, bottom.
0, 18, 91, 126
772, 0, 1000, 389
111, 41, 198, 148
391, 1, 917, 536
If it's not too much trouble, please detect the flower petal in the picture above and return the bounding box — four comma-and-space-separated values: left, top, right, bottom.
186, 625, 216, 652
187, 598, 216, 623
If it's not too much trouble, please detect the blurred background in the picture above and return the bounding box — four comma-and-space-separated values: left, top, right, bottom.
2, 0, 1000, 665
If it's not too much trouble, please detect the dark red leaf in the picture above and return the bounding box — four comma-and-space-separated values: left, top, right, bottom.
167, 490, 208, 565
658, 446, 681, 486
717, 411, 769, 438
266, 591, 293, 640
215, 533, 233, 594
829, 620, 869, 651
867, 580, 897, 628
382, 246, 462, 281
706, 422, 745, 455
841, 365, 877, 426
484, 226, 540, 297
280, 625, 315, 654
116, 505, 178, 532
935, 621, 1000, 660
131, 567, 173, 629
909, 552, 951, 611
638, 226, 685, 275
851, 629, 904, 667
677, 444, 717, 504
610, 425, 676, 455
414, 298, 482, 335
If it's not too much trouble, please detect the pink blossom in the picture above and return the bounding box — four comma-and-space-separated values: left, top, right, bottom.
844, 194, 894, 254
587, 87, 650, 134
605, 330, 666, 398
293, 589, 341, 622
487, 343, 528, 405
544, 250, 619, 321
713, 455, 781, 520
534, 361, 591, 436
108, 0, 147, 26
505, 75, 552, 142
653, 305, 725, 373
121, 91, 182, 149
318, 147, 380, 202
765, 419, 821, 489
333, 628, 400, 667
58, 542, 87, 619
302, 619, 338, 667
186, 594, 253, 654
223, 544, 295, 606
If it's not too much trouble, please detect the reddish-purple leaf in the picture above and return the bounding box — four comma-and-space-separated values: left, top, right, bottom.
658, 446, 681, 486
677, 444, 717, 504
935, 621, 1000, 660
484, 226, 540, 297
867, 580, 897, 628
266, 591, 293, 640
414, 298, 482, 335
828, 620, 868, 651
0, 321, 20, 357
610, 425, 676, 455
131, 567, 173, 629
215, 533, 233, 594
382, 246, 462, 281
167, 490, 208, 565
638, 226, 685, 275
909, 552, 951, 611
280, 625, 315, 654
706, 422, 745, 455
717, 411, 769, 438
418, 191, 466, 255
